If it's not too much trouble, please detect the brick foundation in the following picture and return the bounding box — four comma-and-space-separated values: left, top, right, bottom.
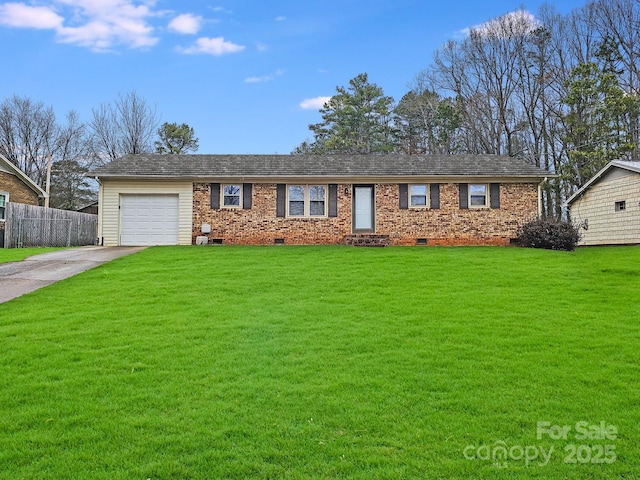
192, 182, 539, 246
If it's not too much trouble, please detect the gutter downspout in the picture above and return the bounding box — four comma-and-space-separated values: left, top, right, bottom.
94, 176, 103, 246
44, 154, 52, 208
538, 177, 546, 218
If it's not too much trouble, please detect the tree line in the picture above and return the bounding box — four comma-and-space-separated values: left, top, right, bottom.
2, 0, 638, 216
0, 92, 198, 210
295, 0, 640, 216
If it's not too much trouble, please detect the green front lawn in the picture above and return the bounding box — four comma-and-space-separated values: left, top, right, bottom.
0, 247, 65, 264
0, 246, 638, 479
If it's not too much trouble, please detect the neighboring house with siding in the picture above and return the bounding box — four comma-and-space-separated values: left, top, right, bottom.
565, 160, 640, 246
76, 201, 99, 215
90, 154, 551, 247
0, 154, 48, 246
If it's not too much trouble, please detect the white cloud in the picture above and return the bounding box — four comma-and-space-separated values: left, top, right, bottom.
0, 3, 64, 29
58, 20, 157, 50
168, 13, 202, 34
0, 0, 160, 51
300, 96, 331, 110
244, 69, 284, 84
0, 0, 245, 54
178, 36, 245, 55
464, 10, 541, 38
275, 16, 286, 22
211, 6, 232, 14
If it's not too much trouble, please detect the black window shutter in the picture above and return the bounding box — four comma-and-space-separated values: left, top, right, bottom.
459, 183, 468, 209
430, 183, 440, 209
210, 183, 220, 209
328, 184, 338, 217
490, 183, 500, 209
276, 184, 286, 217
243, 183, 252, 209
399, 184, 408, 209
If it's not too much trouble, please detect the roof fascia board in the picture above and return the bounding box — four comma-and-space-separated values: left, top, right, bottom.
564, 160, 638, 206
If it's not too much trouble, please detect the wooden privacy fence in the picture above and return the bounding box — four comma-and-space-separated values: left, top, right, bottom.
3, 203, 98, 248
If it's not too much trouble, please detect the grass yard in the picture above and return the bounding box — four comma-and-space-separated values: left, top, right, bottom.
0, 247, 65, 264
0, 245, 638, 479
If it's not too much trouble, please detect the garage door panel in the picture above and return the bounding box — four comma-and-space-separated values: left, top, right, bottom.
120, 195, 179, 246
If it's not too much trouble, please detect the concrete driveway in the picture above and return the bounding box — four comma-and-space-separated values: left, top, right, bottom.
0, 246, 145, 304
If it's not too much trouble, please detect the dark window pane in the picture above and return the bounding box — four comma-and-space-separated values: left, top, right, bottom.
411, 195, 427, 206
310, 201, 325, 216
470, 195, 486, 206
224, 195, 240, 206
289, 200, 304, 216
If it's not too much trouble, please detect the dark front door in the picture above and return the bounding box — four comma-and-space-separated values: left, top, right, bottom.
352, 185, 375, 233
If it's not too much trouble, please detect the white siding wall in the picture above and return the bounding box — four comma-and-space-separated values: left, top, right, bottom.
570, 168, 640, 245
98, 180, 193, 246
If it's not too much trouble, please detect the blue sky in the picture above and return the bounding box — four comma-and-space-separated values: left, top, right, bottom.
0, 0, 585, 154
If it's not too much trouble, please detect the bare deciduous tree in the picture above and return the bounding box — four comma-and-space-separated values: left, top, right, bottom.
411, 1, 640, 215
56, 110, 89, 164
89, 91, 159, 165
49, 110, 95, 209
0, 92, 160, 208
0, 95, 57, 186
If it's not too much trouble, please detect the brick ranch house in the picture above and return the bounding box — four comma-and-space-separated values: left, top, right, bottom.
90, 154, 551, 247
1, 154, 48, 247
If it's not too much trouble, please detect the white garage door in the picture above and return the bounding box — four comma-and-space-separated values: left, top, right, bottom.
120, 194, 179, 246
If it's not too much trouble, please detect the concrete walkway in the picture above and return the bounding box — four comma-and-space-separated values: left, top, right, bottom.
0, 246, 145, 304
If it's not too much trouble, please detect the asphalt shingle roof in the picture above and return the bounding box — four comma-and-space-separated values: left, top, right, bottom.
91, 154, 552, 179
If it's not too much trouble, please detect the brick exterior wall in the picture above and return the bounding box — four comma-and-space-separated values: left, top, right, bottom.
192, 182, 539, 246
0, 171, 40, 205
378, 183, 538, 246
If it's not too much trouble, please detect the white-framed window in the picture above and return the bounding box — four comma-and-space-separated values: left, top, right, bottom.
222, 184, 242, 208
287, 185, 326, 217
0, 192, 8, 221
615, 200, 626, 212
469, 184, 488, 208
410, 184, 429, 208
